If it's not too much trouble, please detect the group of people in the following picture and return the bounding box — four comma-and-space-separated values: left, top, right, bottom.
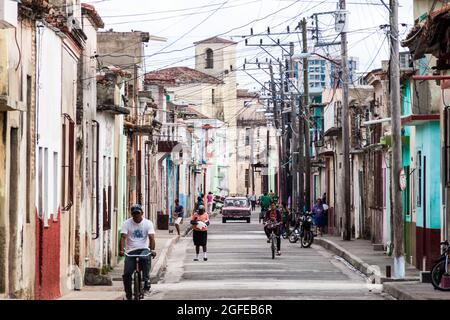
118, 193, 210, 300
118, 191, 329, 299
259, 192, 330, 256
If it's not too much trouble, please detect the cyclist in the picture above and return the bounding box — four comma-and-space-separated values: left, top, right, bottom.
119, 204, 156, 300
264, 202, 282, 256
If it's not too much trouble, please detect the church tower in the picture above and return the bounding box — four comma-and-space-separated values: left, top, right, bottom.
194, 37, 239, 194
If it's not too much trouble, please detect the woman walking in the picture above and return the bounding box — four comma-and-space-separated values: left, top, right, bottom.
312, 198, 328, 236
191, 205, 210, 261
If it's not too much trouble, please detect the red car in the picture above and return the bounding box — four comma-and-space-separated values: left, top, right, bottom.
221, 197, 251, 223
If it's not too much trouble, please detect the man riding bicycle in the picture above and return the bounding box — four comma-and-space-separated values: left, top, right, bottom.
119, 204, 156, 300
264, 202, 282, 256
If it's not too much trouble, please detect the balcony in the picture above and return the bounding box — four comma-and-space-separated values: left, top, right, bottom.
157, 122, 182, 153
323, 101, 342, 136
97, 71, 130, 115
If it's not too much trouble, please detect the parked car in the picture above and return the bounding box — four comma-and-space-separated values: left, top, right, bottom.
221, 197, 251, 223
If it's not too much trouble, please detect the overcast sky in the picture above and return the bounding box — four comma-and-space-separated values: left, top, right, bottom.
86, 0, 414, 90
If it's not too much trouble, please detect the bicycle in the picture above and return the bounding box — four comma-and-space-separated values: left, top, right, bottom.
266, 221, 282, 259
124, 250, 152, 300
431, 240, 450, 291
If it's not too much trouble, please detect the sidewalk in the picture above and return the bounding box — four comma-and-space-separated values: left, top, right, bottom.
314, 235, 450, 300
59, 221, 192, 300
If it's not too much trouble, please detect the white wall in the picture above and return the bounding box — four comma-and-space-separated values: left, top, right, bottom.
36, 25, 63, 225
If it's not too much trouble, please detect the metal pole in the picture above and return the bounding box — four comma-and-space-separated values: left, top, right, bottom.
287, 44, 299, 212
389, 0, 405, 278
269, 64, 278, 195
340, 0, 351, 240
280, 63, 289, 205
302, 18, 311, 212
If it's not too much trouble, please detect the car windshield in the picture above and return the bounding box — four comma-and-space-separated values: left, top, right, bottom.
224, 199, 247, 207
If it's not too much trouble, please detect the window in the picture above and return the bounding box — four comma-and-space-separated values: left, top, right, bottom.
245, 128, 250, 146
38, 147, 44, 221
403, 166, 410, 215
205, 48, 213, 69
245, 169, 250, 189
44, 148, 49, 224
417, 150, 422, 207
53, 152, 58, 219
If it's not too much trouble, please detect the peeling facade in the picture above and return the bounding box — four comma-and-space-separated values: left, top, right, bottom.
0, 5, 36, 299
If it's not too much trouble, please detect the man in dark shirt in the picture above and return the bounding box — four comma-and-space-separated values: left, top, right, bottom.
173, 199, 184, 236
263, 202, 282, 255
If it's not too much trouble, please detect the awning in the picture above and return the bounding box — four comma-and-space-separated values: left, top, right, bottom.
363, 114, 439, 126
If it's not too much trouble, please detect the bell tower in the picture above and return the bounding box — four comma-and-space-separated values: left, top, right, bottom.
193, 36, 239, 194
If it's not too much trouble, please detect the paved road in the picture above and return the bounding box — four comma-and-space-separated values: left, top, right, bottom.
147, 210, 392, 300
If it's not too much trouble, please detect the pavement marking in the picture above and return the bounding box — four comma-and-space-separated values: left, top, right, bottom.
207, 235, 267, 240
149, 280, 383, 292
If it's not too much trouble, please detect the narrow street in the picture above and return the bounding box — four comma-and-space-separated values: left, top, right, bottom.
147, 211, 392, 300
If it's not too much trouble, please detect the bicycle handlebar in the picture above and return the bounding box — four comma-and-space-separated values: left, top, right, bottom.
124, 251, 152, 258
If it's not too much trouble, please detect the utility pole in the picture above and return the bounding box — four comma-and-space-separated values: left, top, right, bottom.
389, 0, 405, 278
302, 18, 311, 212
268, 64, 278, 194
278, 66, 287, 204
339, 0, 351, 241
289, 41, 304, 213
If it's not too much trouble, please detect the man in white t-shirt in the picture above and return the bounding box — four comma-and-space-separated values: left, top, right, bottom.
119, 204, 156, 300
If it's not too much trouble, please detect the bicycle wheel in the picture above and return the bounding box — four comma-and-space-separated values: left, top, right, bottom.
288, 232, 298, 243
301, 231, 314, 248
271, 234, 276, 259
431, 260, 450, 291
133, 272, 141, 300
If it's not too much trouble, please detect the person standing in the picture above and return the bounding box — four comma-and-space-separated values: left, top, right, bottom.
250, 193, 257, 211
312, 198, 328, 236
173, 199, 184, 236
259, 192, 271, 223
207, 192, 214, 213
196, 193, 204, 211
191, 205, 210, 261
119, 204, 156, 300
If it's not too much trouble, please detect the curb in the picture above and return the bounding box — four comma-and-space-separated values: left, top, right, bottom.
151, 210, 219, 284
314, 238, 382, 284
382, 282, 422, 300
314, 238, 424, 300
150, 235, 180, 284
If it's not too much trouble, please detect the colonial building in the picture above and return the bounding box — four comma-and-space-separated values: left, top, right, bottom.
0, 0, 36, 299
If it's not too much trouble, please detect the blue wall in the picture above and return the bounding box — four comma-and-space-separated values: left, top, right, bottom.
415, 122, 441, 229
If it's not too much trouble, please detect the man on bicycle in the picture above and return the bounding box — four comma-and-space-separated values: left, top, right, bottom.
263, 202, 282, 256
119, 204, 156, 300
